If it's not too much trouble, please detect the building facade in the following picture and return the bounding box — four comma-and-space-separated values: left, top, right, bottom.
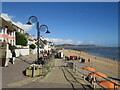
0, 17, 24, 45
24, 33, 36, 45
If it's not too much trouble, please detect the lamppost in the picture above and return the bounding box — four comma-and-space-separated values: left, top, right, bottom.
26, 16, 50, 77
26, 16, 50, 62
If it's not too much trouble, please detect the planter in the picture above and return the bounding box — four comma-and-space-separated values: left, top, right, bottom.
26, 68, 42, 77
26, 64, 42, 77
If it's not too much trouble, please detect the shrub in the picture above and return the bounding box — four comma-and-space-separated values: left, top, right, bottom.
29, 44, 36, 50
9, 44, 17, 50
16, 33, 28, 46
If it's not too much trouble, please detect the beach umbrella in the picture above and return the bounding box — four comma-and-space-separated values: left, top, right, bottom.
88, 72, 108, 78
95, 72, 108, 78
98, 80, 120, 88
82, 67, 96, 72
98, 80, 114, 88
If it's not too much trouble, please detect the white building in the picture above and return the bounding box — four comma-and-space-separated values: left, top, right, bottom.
0, 17, 24, 45
24, 33, 36, 45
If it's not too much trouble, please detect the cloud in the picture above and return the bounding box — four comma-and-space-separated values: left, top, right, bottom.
12, 22, 33, 32
75, 41, 83, 45
45, 38, 83, 45
88, 41, 95, 45
45, 38, 97, 45
1, 13, 34, 32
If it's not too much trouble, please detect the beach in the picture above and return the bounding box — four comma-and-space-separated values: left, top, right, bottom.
59, 49, 119, 79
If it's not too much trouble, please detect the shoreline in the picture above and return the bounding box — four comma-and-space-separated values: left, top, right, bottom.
58, 49, 119, 78
60, 49, 119, 63
70, 48, 118, 61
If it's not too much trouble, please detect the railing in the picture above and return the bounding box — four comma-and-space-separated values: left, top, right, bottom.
41, 54, 55, 76
68, 61, 120, 89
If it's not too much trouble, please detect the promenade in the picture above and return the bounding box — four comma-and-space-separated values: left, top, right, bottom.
2, 54, 90, 89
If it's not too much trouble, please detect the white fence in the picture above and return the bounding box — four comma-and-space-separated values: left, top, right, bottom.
6, 44, 29, 58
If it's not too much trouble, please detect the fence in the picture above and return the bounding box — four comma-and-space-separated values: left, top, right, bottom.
41, 54, 55, 76
68, 61, 120, 89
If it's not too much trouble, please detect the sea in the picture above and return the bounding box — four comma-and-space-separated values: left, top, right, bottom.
64, 47, 119, 61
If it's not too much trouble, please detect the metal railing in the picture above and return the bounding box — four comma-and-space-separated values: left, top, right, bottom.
67, 61, 120, 89
41, 54, 55, 77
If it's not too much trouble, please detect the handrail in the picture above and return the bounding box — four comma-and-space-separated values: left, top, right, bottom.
71, 62, 120, 88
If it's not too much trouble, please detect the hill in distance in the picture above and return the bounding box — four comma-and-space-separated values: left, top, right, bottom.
56, 44, 96, 47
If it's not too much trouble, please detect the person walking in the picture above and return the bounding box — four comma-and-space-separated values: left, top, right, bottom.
12, 49, 16, 64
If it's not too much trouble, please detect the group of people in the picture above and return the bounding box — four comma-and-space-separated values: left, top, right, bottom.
38, 50, 54, 65
5, 49, 16, 67
85, 74, 99, 84
65, 56, 91, 64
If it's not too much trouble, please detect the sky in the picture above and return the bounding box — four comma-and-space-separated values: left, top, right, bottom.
1, 2, 118, 46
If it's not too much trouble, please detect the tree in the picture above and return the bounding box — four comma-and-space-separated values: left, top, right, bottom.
29, 44, 36, 50
16, 33, 28, 46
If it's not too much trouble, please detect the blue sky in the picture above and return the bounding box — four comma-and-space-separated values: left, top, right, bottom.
2, 2, 118, 46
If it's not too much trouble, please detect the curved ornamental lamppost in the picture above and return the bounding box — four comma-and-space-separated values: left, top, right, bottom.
26, 16, 50, 77
26, 16, 50, 62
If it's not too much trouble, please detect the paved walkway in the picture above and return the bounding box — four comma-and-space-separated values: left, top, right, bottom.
2, 54, 37, 88
21, 59, 86, 88
2, 55, 87, 89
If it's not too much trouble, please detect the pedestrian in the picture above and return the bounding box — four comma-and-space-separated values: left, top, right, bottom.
88, 58, 91, 66
12, 49, 16, 64
88, 58, 91, 62
41, 55, 46, 65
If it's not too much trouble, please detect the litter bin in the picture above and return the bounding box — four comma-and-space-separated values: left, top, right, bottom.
67, 62, 73, 69
81, 59, 85, 63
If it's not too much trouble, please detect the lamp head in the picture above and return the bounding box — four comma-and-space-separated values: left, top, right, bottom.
46, 30, 50, 33
26, 21, 32, 25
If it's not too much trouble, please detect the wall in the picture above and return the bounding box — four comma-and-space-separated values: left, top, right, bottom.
6, 44, 29, 58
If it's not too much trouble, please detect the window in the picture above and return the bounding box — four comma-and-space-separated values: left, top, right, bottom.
0, 26, 2, 34
10, 31, 12, 36
3, 28, 5, 34
0, 30, 2, 34
13, 40, 14, 45
18, 28, 20, 32
10, 39, 12, 44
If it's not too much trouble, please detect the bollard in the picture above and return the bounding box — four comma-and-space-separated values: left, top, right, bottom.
114, 83, 117, 90
75, 65, 76, 73
32, 65, 35, 77
93, 73, 96, 89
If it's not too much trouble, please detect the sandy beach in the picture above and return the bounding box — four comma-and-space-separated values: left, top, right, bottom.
59, 49, 119, 79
